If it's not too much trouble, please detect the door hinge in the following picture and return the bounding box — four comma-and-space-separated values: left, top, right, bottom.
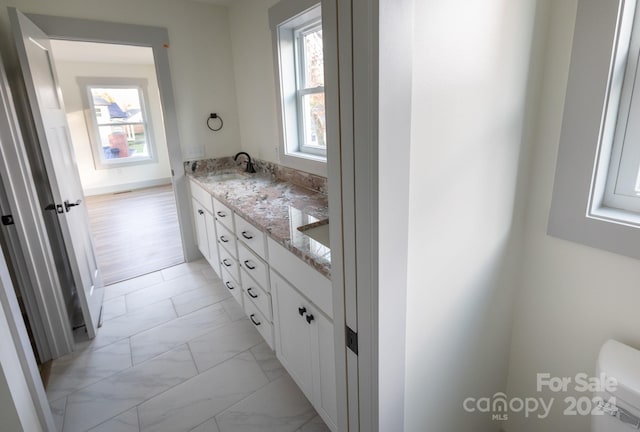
1, 215, 15, 226
346, 326, 358, 355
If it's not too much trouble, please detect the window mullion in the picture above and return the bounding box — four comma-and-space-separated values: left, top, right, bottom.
298, 86, 324, 96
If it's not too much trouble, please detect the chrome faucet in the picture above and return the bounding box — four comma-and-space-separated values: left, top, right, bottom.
234, 152, 256, 173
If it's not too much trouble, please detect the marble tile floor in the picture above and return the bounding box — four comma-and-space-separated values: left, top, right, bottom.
48, 260, 330, 432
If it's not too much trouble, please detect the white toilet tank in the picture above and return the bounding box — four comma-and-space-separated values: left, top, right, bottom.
592, 340, 640, 431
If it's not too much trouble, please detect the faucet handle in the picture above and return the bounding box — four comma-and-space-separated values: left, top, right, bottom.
246, 161, 256, 173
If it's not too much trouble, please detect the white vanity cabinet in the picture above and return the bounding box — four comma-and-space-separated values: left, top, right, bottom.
204, 210, 220, 277
213, 196, 234, 231
268, 238, 336, 431
188, 179, 336, 431
221, 267, 242, 305
190, 180, 220, 277
271, 270, 337, 431
236, 214, 267, 259
191, 198, 209, 258
235, 215, 273, 349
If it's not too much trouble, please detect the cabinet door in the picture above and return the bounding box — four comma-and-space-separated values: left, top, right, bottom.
313, 311, 338, 430
192, 199, 209, 259
272, 272, 314, 400
204, 210, 220, 278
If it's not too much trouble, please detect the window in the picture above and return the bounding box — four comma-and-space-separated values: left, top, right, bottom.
295, 20, 325, 156
602, 4, 640, 214
78, 77, 156, 169
548, 0, 640, 260
270, 0, 327, 176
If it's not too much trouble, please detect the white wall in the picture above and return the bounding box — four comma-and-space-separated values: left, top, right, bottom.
55, 60, 172, 195
402, 0, 539, 430
505, 1, 640, 431
227, 0, 280, 164
0, 0, 242, 161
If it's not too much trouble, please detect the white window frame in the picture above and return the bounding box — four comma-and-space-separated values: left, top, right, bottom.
548, 0, 640, 260
294, 19, 325, 157
270, 0, 327, 177
77, 77, 157, 170
601, 0, 640, 214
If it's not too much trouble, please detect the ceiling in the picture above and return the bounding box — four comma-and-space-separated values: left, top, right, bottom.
49, 40, 155, 65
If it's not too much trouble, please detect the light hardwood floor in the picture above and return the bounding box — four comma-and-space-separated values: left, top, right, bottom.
85, 185, 184, 286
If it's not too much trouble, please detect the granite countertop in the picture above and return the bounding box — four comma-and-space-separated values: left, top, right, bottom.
188, 170, 331, 278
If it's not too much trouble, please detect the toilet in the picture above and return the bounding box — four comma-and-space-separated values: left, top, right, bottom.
592, 340, 640, 431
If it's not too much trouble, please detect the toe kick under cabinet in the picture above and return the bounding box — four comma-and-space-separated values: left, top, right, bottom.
189, 179, 337, 431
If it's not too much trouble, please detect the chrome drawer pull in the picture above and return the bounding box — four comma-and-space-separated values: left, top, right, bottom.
244, 260, 256, 270
220, 235, 229, 243
225, 281, 234, 290
241, 231, 254, 240
216, 211, 226, 218
247, 288, 258, 299
222, 259, 232, 267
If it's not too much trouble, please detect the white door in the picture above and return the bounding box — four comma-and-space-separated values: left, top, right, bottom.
192, 199, 209, 259
272, 272, 314, 400
10, 9, 104, 338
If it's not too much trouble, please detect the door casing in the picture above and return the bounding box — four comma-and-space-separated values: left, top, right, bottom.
0, 52, 58, 432
25, 12, 198, 264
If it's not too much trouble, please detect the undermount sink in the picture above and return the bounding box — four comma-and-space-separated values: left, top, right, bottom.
206, 172, 248, 182
297, 221, 330, 248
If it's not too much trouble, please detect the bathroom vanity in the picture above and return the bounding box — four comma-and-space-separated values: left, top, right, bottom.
188, 163, 337, 431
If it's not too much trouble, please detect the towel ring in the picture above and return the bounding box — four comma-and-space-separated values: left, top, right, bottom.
207, 113, 223, 131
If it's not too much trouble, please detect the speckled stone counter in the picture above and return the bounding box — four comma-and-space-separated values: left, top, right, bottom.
188, 169, 331, 278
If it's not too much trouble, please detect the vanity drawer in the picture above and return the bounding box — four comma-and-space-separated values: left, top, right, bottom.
241, 268, 272, 321
222, 267, 242, 306
244, 294, 274, 350
268, 237, 332, 319
212, 197, 234, 231
189, 180, 213, 213
235, 214, 267, 260
219, 246, 240, 283
238, 242, 269, 292
216, 220, 237, 257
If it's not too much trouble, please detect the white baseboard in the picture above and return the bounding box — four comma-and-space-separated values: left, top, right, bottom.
83, 177, 172, 196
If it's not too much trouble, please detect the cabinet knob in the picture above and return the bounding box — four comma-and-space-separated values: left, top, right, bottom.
244, 260, 256, 270
247, 287, 258, 299
250, 314, 261, 326
198, 209, 204, 215
306, 314, 314, 324
298, 306, 306, 316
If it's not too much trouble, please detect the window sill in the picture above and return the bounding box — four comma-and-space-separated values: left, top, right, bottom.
95, 156, 156, 170
589, 206, 640, 229
280, 150, 327, 177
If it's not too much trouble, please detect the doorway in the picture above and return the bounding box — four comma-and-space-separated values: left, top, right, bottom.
5, 10, 198, 366
49, 40, 184, 285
